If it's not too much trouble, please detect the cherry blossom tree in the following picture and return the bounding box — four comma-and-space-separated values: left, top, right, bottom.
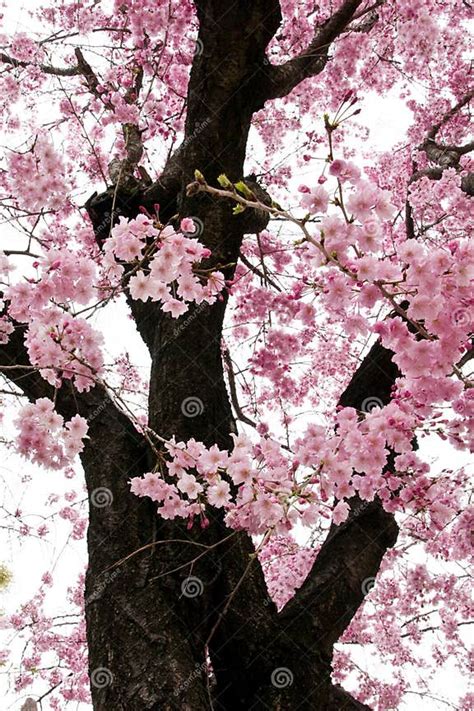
0, 0, 472, 709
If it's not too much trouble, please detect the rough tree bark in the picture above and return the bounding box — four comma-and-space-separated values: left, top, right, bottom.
1, 1, 408, 709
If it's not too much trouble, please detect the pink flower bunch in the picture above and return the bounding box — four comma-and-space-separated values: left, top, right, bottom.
5, 134, 71, 212
7, 32, 43, 63
259, 535, 318, 609
24, 308, 104, 392
299, 184, 330, 213
5, 573, 90, 705
15, 398, 88, 469
328, 158, 361, 183
0, 315, 14, 345
131, 433, 298, 534
7, 251, 97, 323
130, 393, 464, 537
346, 181, 396, 221
104, 215, 225, 318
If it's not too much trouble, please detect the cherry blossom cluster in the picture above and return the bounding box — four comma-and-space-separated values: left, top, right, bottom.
302, 168, 472, 390
22, 308, 104, 392
5, 572, 89, 707
230, 231, 355, 413
6, 250, 97, 321
103, 215, 225, 317
0, 314, 14, 345
129, 394, 445, 534
131, 433, 294, 533
14, 398, 89, 469
259, 534, 318, 610
4, 134, 72, 213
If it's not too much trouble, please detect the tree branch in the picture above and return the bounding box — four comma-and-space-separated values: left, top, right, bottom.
223, 346, 257, 428
280, 340, 399, 659
425, 89, 474, 141
260, 0, 364, 102
284, 92, 471, 679
0, 52, 80, 76
0, 319, 148, 461
239, 252, 282, 292
409, 165, 474, 196
408, 92, 474, 198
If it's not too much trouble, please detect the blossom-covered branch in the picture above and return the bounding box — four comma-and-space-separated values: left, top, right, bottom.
261, 0, 365, 102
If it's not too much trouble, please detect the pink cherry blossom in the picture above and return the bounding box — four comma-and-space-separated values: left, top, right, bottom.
299, 185, 330, 213
1, 1, 472, 708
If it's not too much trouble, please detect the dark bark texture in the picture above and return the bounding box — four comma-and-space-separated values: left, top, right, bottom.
0, 2, 414, 709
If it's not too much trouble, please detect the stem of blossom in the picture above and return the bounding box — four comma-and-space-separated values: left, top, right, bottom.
239, 252, 282, 292
222, 347, 257, 428
107, 532, 236, 574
